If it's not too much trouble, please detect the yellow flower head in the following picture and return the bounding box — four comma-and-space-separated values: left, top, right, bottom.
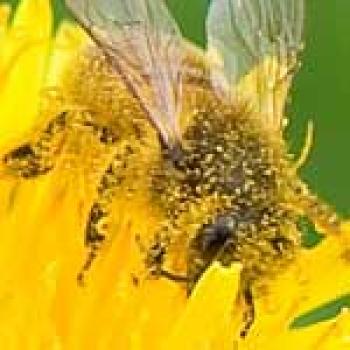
0, 1, 349, 349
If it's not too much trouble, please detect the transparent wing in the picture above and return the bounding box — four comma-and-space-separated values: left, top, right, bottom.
207, 0, 304, 132
65, 0, 184, 147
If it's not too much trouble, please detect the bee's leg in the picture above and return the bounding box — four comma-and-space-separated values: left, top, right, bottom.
240, 283, 255, 338
136, 233, 188, 285
77, 151, 127, 285
2, 111, 67, 178
159, 269, 189, 283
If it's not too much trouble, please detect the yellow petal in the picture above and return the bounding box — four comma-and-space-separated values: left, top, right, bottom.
242, 221, 350, 348
0, 0, 52, 149
45, 22, 89, 88
0, 3, 10, 41
0, 173, 83, 349
62, 194, 186, 349
318, 308, 350, 349
165, 262, 242, 350
241, 310, 350, 350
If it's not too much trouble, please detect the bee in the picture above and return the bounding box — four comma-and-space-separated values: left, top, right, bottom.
1, 0, 338, 337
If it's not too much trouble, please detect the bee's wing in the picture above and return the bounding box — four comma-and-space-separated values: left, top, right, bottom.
207, 0, 304, 132
65, 0, 184, 148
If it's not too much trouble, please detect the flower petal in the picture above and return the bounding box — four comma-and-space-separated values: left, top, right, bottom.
45, 22, 89, 88
0, 3, 10, 41
241, 309, 350, 349
165, 262, 242, 350
0, 0, 52, 149
244, 222, 350, 347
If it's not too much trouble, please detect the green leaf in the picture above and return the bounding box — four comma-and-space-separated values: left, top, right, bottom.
290, 294, 350, 329
298, 216, 324, 249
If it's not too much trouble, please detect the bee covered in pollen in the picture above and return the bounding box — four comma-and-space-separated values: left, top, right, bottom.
1, 0, 339, 337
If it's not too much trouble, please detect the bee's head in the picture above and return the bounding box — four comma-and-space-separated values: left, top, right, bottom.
190, 215, 236, 260
152, 106, 299, 287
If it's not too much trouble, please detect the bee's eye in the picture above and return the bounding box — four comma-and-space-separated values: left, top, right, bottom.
194, 215, 237, 255
186, 214, 237, 289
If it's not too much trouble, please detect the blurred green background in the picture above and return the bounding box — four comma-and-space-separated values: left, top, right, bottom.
1, 0, 350, 329
3, 0, 349, 217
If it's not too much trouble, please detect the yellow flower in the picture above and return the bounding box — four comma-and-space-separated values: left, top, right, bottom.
0, 1, 349, 349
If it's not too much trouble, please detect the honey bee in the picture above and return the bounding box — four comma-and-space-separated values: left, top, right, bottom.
1, 0, 338, 336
